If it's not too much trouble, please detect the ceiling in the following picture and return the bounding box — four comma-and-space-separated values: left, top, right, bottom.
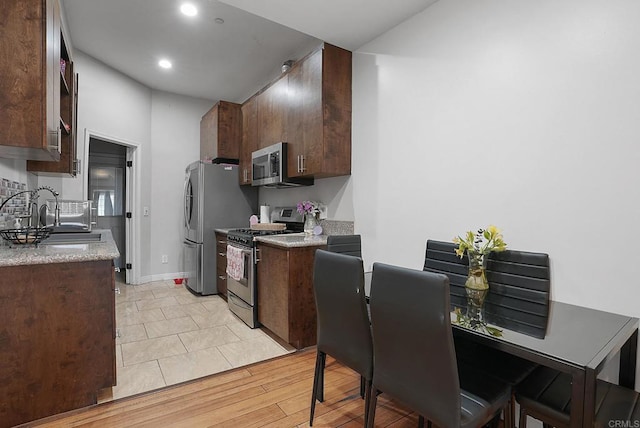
60, 0, 437, 104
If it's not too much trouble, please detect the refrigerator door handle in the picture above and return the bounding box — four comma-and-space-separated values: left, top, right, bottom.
184, 177, 192, 229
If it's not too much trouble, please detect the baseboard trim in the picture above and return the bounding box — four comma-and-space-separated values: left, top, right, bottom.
135, 272, 188, 285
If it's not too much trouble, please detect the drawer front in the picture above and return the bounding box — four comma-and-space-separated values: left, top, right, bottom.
215, 233, 227, 297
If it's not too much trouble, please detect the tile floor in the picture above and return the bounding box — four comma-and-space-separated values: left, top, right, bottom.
98, 276, 293, 402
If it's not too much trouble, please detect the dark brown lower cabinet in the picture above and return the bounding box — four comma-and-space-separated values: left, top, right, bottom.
256, 243, 324, 349
0, 259, 116, 428
215, 232, 228, 299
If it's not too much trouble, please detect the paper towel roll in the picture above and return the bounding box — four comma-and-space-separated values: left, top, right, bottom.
260, 205, 270, 223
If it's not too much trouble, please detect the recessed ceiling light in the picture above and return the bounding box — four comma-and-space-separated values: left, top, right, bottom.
158, 59, 172, 69
214, 17, 224, 24
180, 3, 198, 17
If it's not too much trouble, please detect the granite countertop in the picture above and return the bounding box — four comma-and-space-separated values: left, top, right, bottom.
214, 228, 234, 235
255, 232, 327, 248
0, 229, 120, 267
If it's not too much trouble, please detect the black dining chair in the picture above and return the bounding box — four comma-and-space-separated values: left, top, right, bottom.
424, 239, 551, 428
366, 262, 511, 428
327, 233, 371, 399
310, 249, 373, 426
326, 234, 362, 257
516, 365, 640, 427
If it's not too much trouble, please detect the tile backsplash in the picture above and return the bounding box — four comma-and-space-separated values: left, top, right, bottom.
0, 178, 28, 228
318, 220, 354, 235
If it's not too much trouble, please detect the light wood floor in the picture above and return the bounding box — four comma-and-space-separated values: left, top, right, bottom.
29, 348, 422, 427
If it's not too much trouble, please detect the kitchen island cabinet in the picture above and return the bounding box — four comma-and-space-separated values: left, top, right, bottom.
256, 241, 325, 349
0, 234, 119, 428
0, 0, 62, 161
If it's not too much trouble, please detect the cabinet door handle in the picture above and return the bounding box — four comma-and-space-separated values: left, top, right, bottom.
219, 252, 226, 257
297, 155, 301, 173
255, 248, 261, 263
301, 155, 306, 172
115, 328, 121, 339
114, 287, 121, 295
218, 275, 226, 280
217, 240, 226, 244
48, 129, 61, 152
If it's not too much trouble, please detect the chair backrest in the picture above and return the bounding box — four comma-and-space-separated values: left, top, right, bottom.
313, 249, 373, 379
423, 240, 551, 338
326, 234, 362, 258
369, 262, 460, 428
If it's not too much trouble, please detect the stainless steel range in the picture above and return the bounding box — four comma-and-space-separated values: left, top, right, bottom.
226, 206, 303, 328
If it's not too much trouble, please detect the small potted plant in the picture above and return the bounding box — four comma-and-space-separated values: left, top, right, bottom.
453, 225, 507, 321
297, 201, 320, 235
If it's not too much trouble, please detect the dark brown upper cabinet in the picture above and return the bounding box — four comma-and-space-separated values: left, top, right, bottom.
27, 31, 78, 176
240, 43, 352, 184
239, 96, 258, 185
257, 77, 289, 149
0, 0, 63, 162
200, 101, 242, 162
286, 44, 352, 179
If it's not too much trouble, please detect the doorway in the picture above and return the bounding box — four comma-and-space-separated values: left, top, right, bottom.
88, 138, 127, 282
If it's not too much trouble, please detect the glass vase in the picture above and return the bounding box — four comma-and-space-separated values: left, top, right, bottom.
465, 250, 489, 322
303, 214, 317, 235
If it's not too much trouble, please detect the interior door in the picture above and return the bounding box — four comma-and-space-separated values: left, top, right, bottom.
88, 140, 127, 270
125, 147, 134, 284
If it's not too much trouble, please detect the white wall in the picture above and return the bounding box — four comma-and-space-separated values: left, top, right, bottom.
0, 159, 27, 185
352, 0, 640, 319
149, 91, 212, 278
38, 51, 212, 282
259, 175, 354, 221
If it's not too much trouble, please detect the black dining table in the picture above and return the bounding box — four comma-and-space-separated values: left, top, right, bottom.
364, 272, 639, 427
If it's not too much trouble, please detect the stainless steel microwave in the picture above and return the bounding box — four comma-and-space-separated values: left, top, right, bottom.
251, 142, 313, 188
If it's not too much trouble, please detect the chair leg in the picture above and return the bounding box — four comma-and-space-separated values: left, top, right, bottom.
503, 396, 514, 428
318, 351, 326, 402
366, 385, 379, 428
488, 414, 501, 428
519, 407, 527, 428
360, 376, 365, 398
418, 415, 425, 428
309, 350, 325, 426
363, 378, 372, 426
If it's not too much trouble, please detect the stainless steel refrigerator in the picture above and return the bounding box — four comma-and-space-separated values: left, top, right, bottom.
183, 161, 257, 295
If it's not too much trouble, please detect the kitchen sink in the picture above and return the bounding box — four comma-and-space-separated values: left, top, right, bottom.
41, 231, 103, 245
